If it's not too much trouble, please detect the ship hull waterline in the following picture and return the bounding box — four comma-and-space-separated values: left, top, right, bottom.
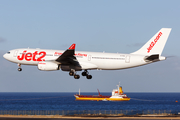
74, 96, 130, 101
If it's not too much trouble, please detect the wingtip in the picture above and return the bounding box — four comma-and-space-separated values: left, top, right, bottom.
69, 44, 76, 49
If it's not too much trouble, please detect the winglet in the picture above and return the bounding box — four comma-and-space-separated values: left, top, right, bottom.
69, 44, 76, 50
56, 43, 76, 64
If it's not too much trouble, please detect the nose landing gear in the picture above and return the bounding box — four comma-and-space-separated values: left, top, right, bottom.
18, 68, 22, 71
18, 64, 22, 71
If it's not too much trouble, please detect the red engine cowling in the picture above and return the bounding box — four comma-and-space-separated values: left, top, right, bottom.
38, 62, 60, 71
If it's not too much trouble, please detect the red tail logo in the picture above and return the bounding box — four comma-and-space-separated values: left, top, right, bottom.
147, 32, 162, 53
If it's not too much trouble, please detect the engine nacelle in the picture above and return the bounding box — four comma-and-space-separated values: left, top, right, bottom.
38, 62, 60, 71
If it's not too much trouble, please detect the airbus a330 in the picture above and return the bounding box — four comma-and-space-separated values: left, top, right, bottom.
3, 28, 172, 79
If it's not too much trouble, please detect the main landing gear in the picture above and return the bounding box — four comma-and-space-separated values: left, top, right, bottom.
18, 64, 22, 71
69, 69, 80, 79
82, 70, 92, 79
69, 70, 92, 79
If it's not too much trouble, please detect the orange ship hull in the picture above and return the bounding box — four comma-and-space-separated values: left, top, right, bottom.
74, 95, 130, 101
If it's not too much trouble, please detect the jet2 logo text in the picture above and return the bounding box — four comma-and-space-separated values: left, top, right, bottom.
17, 51, 46, 61
147, 32, 162, 53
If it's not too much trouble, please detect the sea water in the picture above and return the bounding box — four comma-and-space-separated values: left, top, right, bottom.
0, 93, 179, 111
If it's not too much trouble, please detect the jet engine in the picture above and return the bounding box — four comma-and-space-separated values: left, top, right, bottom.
38, 62, 60, 71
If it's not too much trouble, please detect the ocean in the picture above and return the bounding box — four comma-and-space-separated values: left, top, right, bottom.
0, 92, 179, 111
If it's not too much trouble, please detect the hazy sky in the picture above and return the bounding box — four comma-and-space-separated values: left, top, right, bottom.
0, 0, 180, 92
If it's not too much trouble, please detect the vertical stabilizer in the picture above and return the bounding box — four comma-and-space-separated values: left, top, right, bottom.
131, 28, 171, 55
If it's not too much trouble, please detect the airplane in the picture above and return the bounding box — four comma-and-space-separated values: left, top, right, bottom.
3, 28, 171, 79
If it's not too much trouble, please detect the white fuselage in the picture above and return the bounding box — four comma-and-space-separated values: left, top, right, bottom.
3, 48, 149, 70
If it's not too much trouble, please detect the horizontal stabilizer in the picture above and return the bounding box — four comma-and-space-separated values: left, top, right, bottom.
145, 54, 159, 62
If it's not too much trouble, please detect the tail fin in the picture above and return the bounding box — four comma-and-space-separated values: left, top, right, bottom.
131, 28, 172, 55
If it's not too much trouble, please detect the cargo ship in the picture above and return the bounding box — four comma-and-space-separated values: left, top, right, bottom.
74, 83, 130, 101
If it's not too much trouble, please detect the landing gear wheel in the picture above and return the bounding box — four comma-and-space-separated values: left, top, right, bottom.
69, 71, 74, 76
17, 64, 22, 71
82, 70, 92, 79
74, 74, 80, 79
82, 71, 87, 76
86, 75, 92, 79
18, 68, 22, 71
82, 70, 89, 76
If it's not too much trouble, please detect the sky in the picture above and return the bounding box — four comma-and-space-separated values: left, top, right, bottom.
0, 0, 180, 92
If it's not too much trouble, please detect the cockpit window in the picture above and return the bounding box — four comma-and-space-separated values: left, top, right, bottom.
7, 52, 10, 54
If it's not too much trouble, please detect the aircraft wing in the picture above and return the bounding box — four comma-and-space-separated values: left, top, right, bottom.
55, 44, 80, 66
55, 44, 97, 70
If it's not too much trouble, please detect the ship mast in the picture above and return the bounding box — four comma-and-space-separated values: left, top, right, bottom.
97, 89, 101, 96
117, 82, 120, 93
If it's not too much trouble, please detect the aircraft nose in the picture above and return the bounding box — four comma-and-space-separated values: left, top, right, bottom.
3, 52, 11, 60
3, 53, 7, 59
3, 51, 14, 62
3, 54, 6, 58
